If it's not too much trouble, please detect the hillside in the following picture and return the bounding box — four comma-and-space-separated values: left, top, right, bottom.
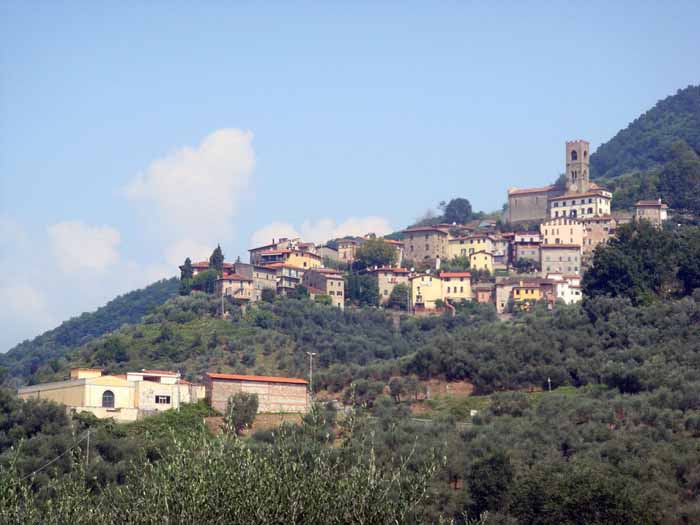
591, 84, 700, 180
0, 278, 179, 382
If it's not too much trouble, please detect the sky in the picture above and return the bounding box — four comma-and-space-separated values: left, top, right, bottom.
1, 2, 698, 350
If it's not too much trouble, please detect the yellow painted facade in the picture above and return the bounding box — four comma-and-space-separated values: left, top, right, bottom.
410, 274, 443, 310
441, 275, 472, 302
469, 251, 494, 273
448, 236, 494, 259
286, 252, 322, 269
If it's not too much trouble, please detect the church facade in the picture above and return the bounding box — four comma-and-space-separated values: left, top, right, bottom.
506, 140, 611, 224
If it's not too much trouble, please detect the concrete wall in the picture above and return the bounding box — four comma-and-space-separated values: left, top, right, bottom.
541, 218, 584, 246
206, 378, 309, 414
541, 246, 582, 274
18, 380, 85, 406
403, 229, 449, 263
507, 190, 553, 223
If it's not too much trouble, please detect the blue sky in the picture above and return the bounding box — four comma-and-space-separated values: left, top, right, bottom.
1, 1, 698, 350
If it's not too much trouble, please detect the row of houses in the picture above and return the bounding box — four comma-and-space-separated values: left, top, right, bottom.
19, 367, 310, 422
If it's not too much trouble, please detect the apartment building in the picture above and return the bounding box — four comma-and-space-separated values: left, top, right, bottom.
302, 268, 345, 309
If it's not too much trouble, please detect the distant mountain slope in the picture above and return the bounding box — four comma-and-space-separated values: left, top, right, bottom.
591, 85, 700, 179
0, 277, 179, 379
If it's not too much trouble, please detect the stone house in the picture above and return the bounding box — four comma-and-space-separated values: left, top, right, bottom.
402, 226, 450, 264
302, 268, 345, 309
204, 373, 309, 414
363, 267, 410, 305
216, 273, 254, 302
540, 245, 582, 274
580, 216, 617, 263
233, 263, 277, 301
634, 199, 668, 227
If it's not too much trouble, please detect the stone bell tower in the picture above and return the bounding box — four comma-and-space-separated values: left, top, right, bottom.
565, 140, 590, 194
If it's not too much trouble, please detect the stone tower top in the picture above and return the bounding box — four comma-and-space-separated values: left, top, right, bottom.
565, 140, 590, 194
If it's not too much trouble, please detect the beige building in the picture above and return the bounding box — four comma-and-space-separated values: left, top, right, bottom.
440, 272, 472, 303
634, 199, 669, 227
364, 267, 410, 305
317, 245, 340, 262
262, 263, 305, 295
581, 216, 617, 263
204, 372, 309, 414
302, 268, 345, 309
540, 218, 585, 246
448, 234, 495, 259
18, 368, 204, 422
337, 239, 362, 263
546, 273, 583, 305
514, 242, 541, 264
469, 251, 494, 273
216, 273, 254, 302
249, 238, 316, 264
403, 226, 450, 264
548, 190, 612, 220
234, 263, 277, 301
541, 245, 582, 274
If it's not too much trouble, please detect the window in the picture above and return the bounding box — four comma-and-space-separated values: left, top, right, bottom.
571, 150, 578, 161
460, 286, 464, 292
102, 390, 115, 408
384, 289, 388, 296
155, 395, 171, 404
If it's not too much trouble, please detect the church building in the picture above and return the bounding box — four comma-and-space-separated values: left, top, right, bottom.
506, 140, 611, 223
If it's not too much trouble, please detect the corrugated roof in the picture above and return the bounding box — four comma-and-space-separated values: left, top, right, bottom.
206, 372, 308, 385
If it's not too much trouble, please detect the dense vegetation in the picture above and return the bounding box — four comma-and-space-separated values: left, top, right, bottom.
591, 85, 700, 180
588, 85, 700, 213
0, 278, 179, 383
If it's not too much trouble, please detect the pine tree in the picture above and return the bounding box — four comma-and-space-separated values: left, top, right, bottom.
180, 257, 193, 280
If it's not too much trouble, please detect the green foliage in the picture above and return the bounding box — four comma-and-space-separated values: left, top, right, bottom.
192, 269, 218, 294
583, 222, 700, 303
180, 257, 193, 280
345, 274, 380, 306
260, 288, 276, 302
440, 255, 471, 272
354, 238, 396, 269
387, 283, 410, 310
591, 84, 700, 179
291, 284, 309, 300
314, 294, 333, 306
223, 392, 259, 435
466, 450, 514, 515
209, 244, 224, 274
441, 197, 473, 224
658, 139, 700, 213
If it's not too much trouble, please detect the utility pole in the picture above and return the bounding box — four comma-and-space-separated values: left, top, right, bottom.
85, 429, 90, 468
306, 351, 317, 396
547, 377, 552, 392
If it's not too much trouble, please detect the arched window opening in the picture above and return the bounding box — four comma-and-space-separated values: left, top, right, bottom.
571, 150, 578, 161
102, 390, 115, 408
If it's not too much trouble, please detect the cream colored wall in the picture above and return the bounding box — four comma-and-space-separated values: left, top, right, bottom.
377, 272, 408, 304
550, 194, 611, 219
448, 237, 494, 259
287, 252, 321, 269
136, 381, 180, 411
469, 252, 494, 273
411, 275, 443, 309
18, 381, 85, 406
75, 406, 139, 422
443, 277, 472, 302
541, 218, 584, 246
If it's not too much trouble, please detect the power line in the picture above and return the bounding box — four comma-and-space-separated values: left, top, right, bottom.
21, 430, 89, 481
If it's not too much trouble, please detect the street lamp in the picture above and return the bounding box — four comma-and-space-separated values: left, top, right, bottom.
306, 352, 317, 395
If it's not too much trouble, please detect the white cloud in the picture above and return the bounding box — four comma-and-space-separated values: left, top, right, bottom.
250, 216, 393, 247
48, 221, 121, 273
249, 222, 301, 248
124, 128, 255, 242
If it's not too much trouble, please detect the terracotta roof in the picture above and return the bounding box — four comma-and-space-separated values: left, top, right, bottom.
635, 200, 668, 208
205, 372, 308, 385
541, 244, 581, 249
307, 286, 326, 295
191, 261, 210, 268
440, 272, 471, 278
259, 249, 293, 255
261, 262, 305, 270
508, 185, 556, 196
382, 239, 404, 245
218, 273, 253, 282
402, 226, 449, 234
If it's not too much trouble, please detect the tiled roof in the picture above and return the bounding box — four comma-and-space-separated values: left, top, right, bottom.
440, 272, 471, 278
364, 267, 410, 274
218, 273, 253, 282
635, 199, 668, 207
508, 185, 556, 196
541, 244, 581, 249
206, 372, 308, 385
402, 226, 449, 234
548, 190, 610, 200
382, 239, 404, 245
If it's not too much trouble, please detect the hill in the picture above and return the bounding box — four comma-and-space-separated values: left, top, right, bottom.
591, 84, 700, 180
0, 278, 179, 382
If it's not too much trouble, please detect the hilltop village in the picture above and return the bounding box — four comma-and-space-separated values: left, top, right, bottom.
182, 140, 669, 315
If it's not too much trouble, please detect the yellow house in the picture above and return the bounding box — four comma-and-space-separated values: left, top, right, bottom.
256, 249, 321, 270
448, 235, 495, 259
18, 368, 205, 422
410, 274, 443, 310
469, 251, 494, 273
440, 272, 472, 303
